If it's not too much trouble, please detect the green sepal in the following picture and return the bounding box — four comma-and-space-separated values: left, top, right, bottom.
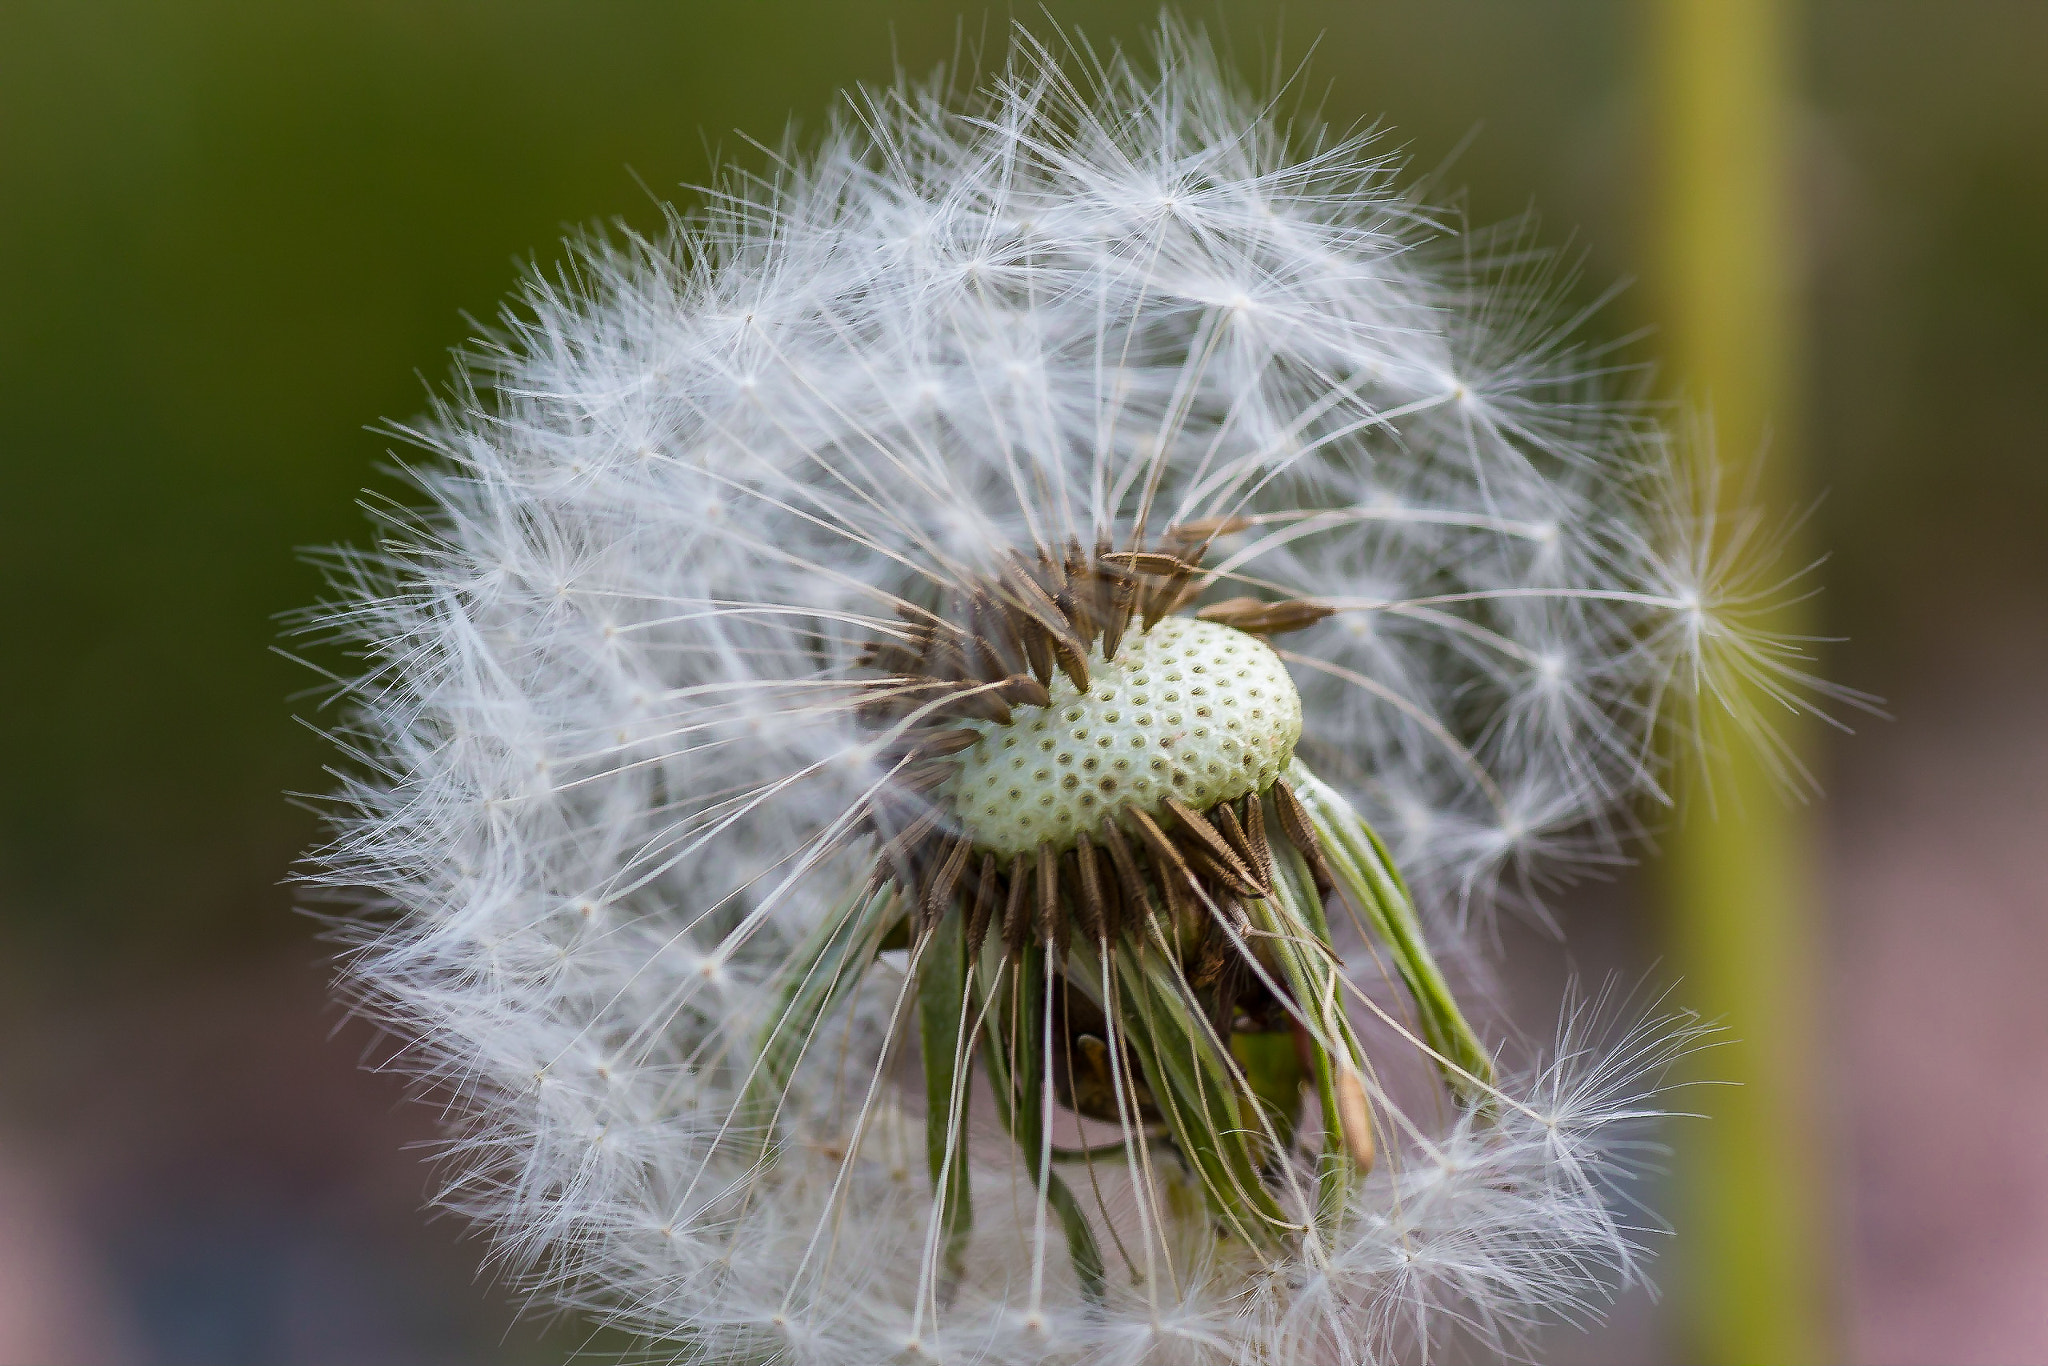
916, 909, 974, 1280
744, 885, 898, 1149
977, 946, 1107, 1304
1228, 1030, 1305, 1145
1256, 838, 1368, 1232
1286, 762, 1495, 1099
1105, 939, 1296, 1255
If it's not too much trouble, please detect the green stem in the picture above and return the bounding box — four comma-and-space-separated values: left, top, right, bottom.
1651, 0, 1829, 1357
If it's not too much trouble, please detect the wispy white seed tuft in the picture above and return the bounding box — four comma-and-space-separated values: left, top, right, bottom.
297, 19, 1839, 1364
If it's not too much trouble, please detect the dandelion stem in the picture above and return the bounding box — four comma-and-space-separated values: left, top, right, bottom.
1651, 0, 1831, 1357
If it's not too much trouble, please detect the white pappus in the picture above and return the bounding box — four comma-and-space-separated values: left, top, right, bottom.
302, 21, 1827, 1365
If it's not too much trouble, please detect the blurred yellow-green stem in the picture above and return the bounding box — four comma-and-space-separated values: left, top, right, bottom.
1649, 0, 1832, 1361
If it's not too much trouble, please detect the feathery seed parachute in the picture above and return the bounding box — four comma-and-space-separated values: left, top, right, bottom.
304, 24, 1813, 1364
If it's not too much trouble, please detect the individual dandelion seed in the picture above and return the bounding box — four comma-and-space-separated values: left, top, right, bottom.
300, 20, 1846, 1366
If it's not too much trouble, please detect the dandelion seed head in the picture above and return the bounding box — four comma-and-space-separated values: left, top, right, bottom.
296, 18, 1819, 1364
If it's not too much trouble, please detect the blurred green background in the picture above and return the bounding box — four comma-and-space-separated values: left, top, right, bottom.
2, 3, 2042, 1362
